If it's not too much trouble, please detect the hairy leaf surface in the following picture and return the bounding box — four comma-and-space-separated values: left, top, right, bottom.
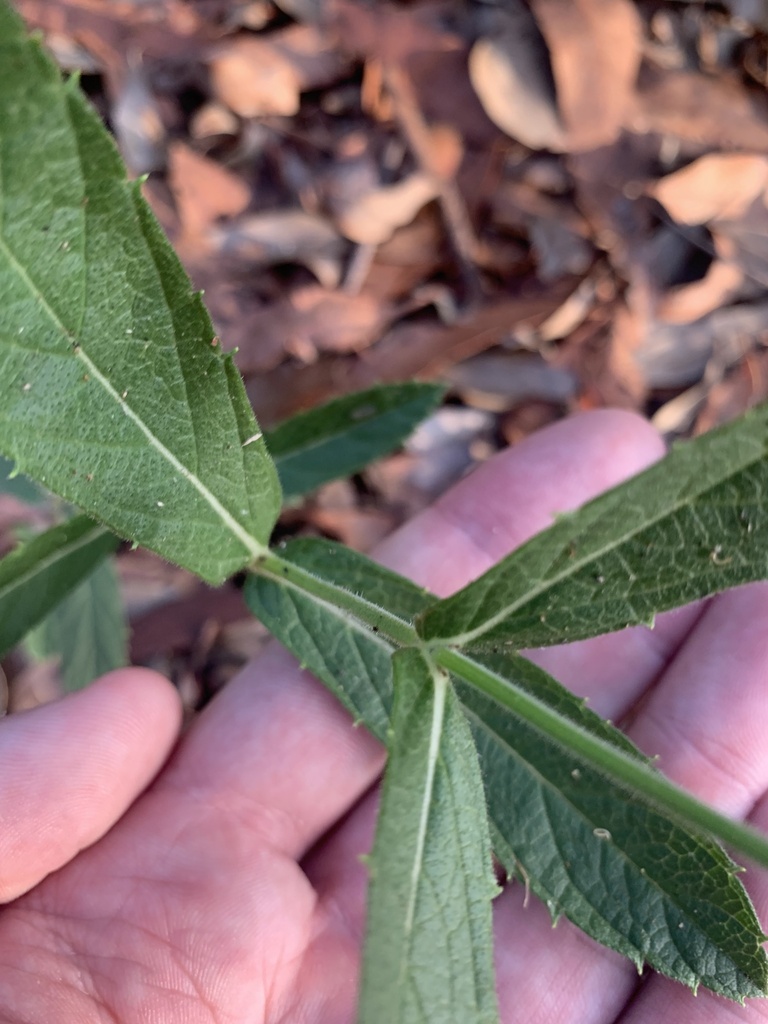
359, 648, 499, 1024
0, 515, 118, 657
0, 4, 279, 582
26, 557, 127, 691
453, 651, 768, 1002
248, 540, 768, 999
265, 383, 444, 501
418, 403, 768, 648
243, 539, 415, 741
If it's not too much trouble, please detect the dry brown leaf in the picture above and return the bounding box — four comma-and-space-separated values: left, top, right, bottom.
630, 69, 768, 152
189, 102, 240, 141
283, 287, 390, 360
362, 212, 445, 304
336, 173, 439, 245
446, 351, 577, 407
655, 257, 745, 325
333, 0, 462, 66
694, 350, 768, 433
209, 24, 351, 118
17, 0, 214, 68
532, 0, 642, 152
630, 301, 768, 389
404, 406, 496, 506
468, 2, 565, 152
651, 382, 710, 438
210, 36, 302, 117
426, 124, 464, 181
651, 154, 768, 226
210, 210, 344, 285
168, 142, 251, 238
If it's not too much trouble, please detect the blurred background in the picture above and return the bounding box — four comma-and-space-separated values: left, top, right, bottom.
5, 0, 768, 711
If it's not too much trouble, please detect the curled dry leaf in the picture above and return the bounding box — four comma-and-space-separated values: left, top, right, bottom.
336, 172, 440, 245
470, 0, 641, 153
468, 1, 565, 152
235, 286, 391, 372
630, 68, 768, 152
446, 351, 577, 408
209, 24, 352, 118
210, 36, 301, 117
629, 300, 768, 389
168, 142, 251, 239
656, 255, 745, 325
531, 0, 642, 152
210, 210, 344, 283
282, 287, 390, 360
651, 154, 768, 226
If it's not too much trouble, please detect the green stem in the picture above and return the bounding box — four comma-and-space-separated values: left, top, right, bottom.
252, 548, 418, 648
252, 547, 768, 873
435, 647, 768, 871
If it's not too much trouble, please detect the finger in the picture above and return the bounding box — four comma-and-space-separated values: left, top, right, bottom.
490, 583, 768, 1023
600, 583, 768, 1022
0, 669, 181, 903
160, 410, 683, 862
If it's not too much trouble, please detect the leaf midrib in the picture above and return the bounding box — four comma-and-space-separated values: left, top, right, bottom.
398, 665, 447, 1005
462, 700, 746, 983
432, 448, 767, 647
0, 223, 266, 562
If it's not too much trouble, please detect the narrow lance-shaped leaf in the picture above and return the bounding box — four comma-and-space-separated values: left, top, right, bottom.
265, 383, 445, 502
0, 4, 280, 583
248, 539, 768, 1000
418, 402, 768, 649
450, 649, 768, 1003
359, 647, 500, 1024
25, 556, 127, 691
0, 514, 118, 657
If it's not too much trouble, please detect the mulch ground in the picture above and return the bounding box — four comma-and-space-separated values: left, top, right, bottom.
5, 0, 768, 711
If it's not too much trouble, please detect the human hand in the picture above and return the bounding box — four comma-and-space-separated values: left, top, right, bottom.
1, 409, 767, 1024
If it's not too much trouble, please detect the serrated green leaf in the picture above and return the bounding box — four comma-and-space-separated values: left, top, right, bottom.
0, 4, 279, 583
359, 648, 500, 1024
248, 541, 768, 1000
418, 402, 768, 648
0, 514, 118, 657
25, 556, 127, 691
452, 650, 768, 1002
265, 382, 444, 502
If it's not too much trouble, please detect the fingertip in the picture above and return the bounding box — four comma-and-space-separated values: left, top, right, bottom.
84, 667, 183, 741
0, 668, 183, 902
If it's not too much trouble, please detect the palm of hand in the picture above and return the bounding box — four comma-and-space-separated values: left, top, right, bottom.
2, 412, 768, 1024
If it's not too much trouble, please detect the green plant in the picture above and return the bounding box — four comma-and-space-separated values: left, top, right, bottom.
3, 6, 768, 1019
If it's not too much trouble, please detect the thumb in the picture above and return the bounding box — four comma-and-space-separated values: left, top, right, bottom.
0, 669, 181, 903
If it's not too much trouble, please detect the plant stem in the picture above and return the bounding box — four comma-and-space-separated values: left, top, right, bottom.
252, 548, 419, 648
253, 548, 768, 874
436, 647, 768, 872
